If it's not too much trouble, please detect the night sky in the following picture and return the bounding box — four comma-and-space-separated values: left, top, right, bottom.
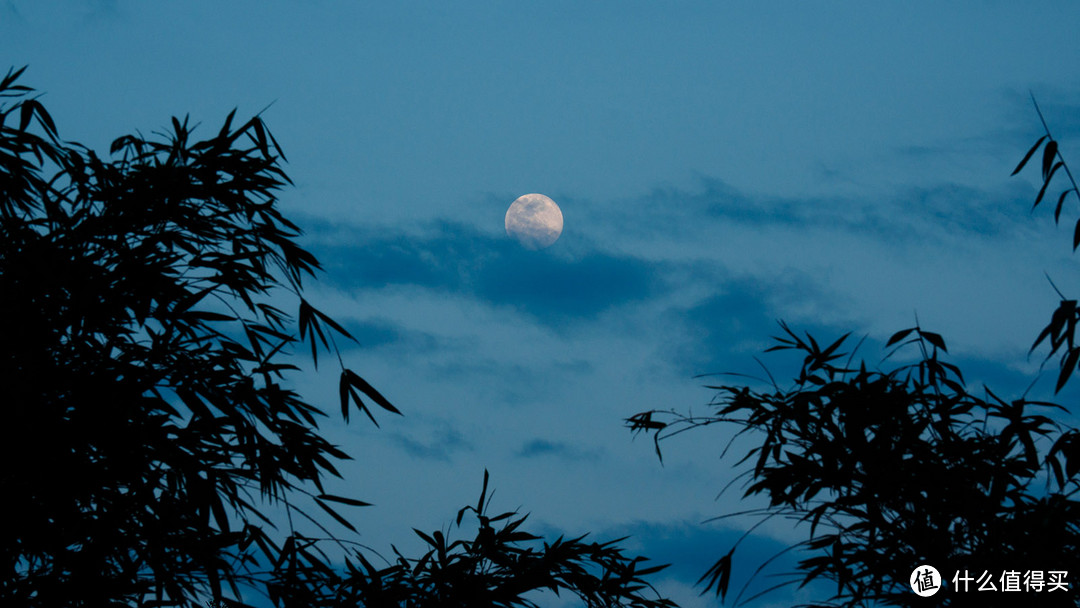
6, 2, 1080, 605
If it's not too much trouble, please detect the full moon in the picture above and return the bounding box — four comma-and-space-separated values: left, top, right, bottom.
505, 193, 563, 250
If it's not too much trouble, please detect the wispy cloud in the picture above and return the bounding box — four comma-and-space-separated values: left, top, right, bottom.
311, 220, 664, 324
387, 426, 472, 462
345, 317, 441, 354
515, 438, 602, 462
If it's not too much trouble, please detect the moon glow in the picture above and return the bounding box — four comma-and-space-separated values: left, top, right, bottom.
505, 193, 564, 250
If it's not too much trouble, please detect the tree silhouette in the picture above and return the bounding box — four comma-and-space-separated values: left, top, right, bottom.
0, 67, 673, 608
628, 101, 1080, 607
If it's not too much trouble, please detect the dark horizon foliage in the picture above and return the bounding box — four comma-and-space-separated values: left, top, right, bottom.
627, 99, 1080, 607
0, 66, 674, 608
269, 471, 675, 608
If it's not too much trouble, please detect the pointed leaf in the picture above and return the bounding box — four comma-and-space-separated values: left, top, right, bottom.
34, 100, 58, 137
0, 65, 27, 91
312, 305, 355, 341
317, 494, 372, 507
219, 108, 238, 139
697, 550, 734, 600
188, 311, 235, 323
1055, 189, 1074, 223
339, 371, 351, 423
919, 330, 947, 352
253, 118, 272, 158
1056, 347, 1080, 393
18, 98, 38, 132
885, 328, 915, 347
478, 469, 489, 513
348, 386, 379, 427
819, 332, 851, 359
314, 498, 357, 533
344, 369, 400, 415
1034, 162, 1063, 210
1043, 139, 1059, 181
1013, 135, 1047, 175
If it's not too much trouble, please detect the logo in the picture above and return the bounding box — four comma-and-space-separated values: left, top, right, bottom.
911, 565, 942, 597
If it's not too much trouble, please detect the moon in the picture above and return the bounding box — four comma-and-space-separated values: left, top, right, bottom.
505, 193, 563, 250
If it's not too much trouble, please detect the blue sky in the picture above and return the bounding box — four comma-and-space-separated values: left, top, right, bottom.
7, 1, 1080, 605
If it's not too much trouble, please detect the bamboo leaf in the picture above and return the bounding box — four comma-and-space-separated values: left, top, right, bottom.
314, 498, 357, 533
1012, 135, 1047, 175
345, 369, 401, 415
316, 494, 371, 508
885, 328, 915, 347
1056, 347, 1080, 393
697, 550, 734, 600
18, 98, 37, 132
1055, 189, 1074, 223
1043, 139, 1059, 181
478, 469, 489, 512
1034, 161, 1063, 210
919, 330, 947, 352
312, 304, 354, 341
339, 371, 351, 422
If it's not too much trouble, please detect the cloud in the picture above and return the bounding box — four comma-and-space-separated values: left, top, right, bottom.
570, 174, 1046, 262
301, 172, 1071, 412
386, 426, 472, 462
889, 181, 1039, 241
310, 220, 663, 324
672, 282, 784, 374
515, 438, 602, 462
345, 317, 441, 354
473, 248, 658, 320
323, 223, 486, 291
665, 274, 853, 377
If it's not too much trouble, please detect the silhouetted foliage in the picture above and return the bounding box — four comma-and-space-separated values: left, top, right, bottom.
1013, 95, 1080, 395
267, 471, 676, 608
628, 100, 1080, 607
0, 64, 397, 607
0, 67, 673, 608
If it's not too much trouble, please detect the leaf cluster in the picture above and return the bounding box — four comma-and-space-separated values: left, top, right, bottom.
1012, 96, 1080, 397
630, 323, 1080, 607
624, 95, 1080, 608
258, 471, 676, 608
0, 66, 396, 607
